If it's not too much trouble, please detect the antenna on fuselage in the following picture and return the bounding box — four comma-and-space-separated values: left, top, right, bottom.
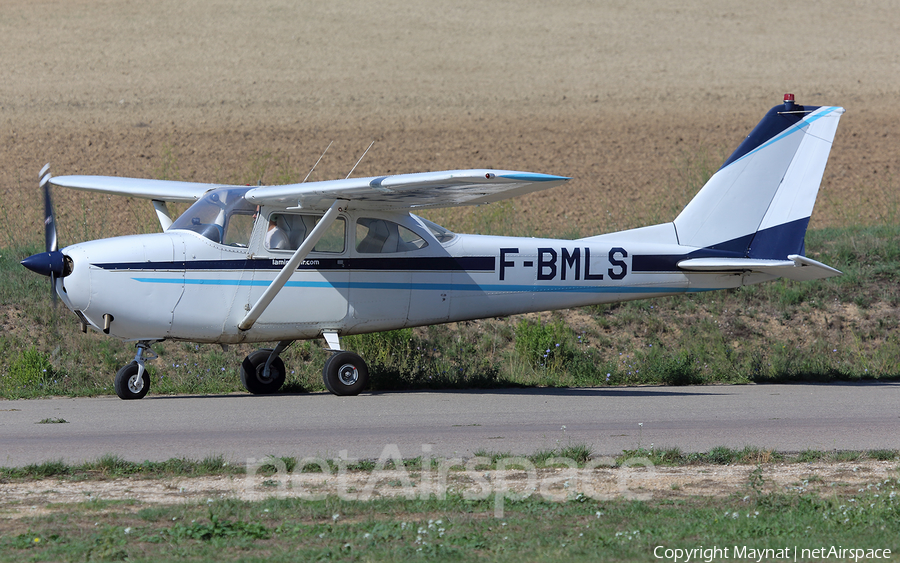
302, 141, 333, 183
346, 141, 375, 179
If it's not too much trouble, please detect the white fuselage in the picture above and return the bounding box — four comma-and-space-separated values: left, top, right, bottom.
57, 210, 747, 344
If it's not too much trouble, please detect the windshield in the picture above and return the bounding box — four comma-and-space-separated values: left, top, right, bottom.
170, 187, 258, 246
414, 215, 456, 243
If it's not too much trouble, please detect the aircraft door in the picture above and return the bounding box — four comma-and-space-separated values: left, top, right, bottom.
408, 217, 452, 324
251, 213, 350, 329
348, 217, 418, 330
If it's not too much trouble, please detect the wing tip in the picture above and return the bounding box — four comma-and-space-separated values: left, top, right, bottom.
499, 172, 571, 182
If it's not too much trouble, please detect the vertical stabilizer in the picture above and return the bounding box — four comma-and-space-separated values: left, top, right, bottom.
673, 95, 844, 259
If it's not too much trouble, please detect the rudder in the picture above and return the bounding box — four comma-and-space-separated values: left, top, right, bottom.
673, 95, 844, 259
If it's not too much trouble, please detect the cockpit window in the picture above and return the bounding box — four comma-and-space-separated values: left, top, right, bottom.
265, 213, 346, 253
170, 187, 257, 246
355, 218, 428, 253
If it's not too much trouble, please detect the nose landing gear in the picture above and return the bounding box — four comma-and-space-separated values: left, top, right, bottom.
114, 341, 157, 400
320, 330, 369, 396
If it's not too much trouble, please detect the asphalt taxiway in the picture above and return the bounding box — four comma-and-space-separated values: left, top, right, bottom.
2, 383, 898, 466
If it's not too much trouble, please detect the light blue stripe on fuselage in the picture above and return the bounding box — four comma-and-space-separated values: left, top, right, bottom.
131, 277, 705, 294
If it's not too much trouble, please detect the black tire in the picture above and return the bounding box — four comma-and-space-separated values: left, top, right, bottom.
240, 349, 286, 395
322, 351, 369, 396
114, 362, 150, 400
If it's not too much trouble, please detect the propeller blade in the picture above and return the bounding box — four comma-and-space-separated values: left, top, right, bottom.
39, 163, 59, 304
40, 165, 58, 253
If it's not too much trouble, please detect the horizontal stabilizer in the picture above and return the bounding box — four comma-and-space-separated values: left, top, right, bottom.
677, 254, 841, 281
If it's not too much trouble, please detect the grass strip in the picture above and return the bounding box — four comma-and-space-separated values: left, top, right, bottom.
1, 480, 898, 562
2, 447, 897, 481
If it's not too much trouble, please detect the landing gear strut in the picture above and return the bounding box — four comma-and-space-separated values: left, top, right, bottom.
319, 331, 369, 396
240, 340, 291, 395
114, 341, 157, 400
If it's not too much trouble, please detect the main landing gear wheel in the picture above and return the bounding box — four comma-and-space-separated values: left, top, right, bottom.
322, 351, 369, 396
241, 349, 286, 395
114, 362, 150, 400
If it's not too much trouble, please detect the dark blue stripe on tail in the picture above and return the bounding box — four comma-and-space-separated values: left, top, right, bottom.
720, 103, 820, 170
747, 217, 810, 259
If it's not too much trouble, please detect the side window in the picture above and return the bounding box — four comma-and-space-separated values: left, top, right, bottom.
355, 218, 428, 253
223, 212, 256, 247
265, 213, 346, 253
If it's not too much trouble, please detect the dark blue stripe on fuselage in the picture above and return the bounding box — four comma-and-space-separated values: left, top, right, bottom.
94, 256, 496, 272
95, 219, 810, 276
632, 247, 745, 273
631, 216, 812, 272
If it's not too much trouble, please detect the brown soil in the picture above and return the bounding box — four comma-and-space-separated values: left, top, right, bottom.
2, 461, 897, 519
2, 0, 898, 245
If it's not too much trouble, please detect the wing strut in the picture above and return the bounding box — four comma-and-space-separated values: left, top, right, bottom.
151, 200, 173, 230
238, 199, 348, 331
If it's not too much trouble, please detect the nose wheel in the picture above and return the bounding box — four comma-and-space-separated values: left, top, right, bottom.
114, 362, 150, 400
114, 341, 156, 400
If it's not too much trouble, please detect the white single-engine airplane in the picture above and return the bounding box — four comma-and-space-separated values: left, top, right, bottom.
23, 95, 844, 400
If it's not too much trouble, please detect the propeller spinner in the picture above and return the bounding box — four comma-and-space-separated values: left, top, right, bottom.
20, 164, 69, 301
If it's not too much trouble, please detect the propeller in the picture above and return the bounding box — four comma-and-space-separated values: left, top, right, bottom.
20, 164, 66, 303
41, 163, 58, 254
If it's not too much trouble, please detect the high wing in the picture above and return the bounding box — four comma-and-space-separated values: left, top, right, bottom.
244, 170, 570, 210
50, 175, 220, 203
49, 169, 570, 210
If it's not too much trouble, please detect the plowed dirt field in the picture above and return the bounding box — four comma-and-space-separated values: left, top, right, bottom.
2, 0, 897, 243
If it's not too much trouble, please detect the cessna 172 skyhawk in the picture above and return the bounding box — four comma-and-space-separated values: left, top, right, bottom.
22, 95, 844, 400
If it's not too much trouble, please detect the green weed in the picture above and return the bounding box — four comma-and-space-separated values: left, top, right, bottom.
344, 328, 506, 390
797, 450, 828, 463
867, 449, 897, 461
514, 318, 575, 373
2, 347, 55, 398
36, 417, 68, 424
21, 459, 70, 478
3, 481, 899, 562
168, 511, 270, 542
